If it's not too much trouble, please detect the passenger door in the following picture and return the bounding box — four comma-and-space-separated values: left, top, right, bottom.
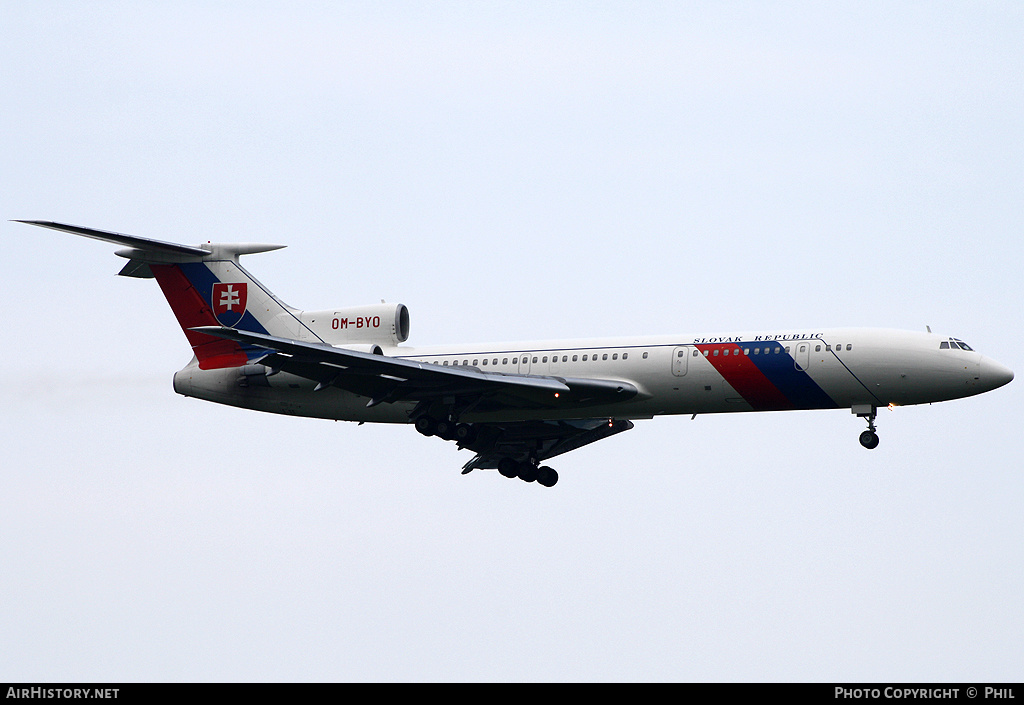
672, 346, 690, 376
793, 341, 811, 372
518, 353, 532, 375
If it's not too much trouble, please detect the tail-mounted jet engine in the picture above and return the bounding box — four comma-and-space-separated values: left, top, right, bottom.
299, 303, 410, 348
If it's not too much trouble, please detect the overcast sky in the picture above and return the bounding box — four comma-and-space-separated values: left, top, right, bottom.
2, 1, 1022, 682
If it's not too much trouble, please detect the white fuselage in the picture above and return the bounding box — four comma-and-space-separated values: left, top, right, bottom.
20, 220, 1012, 474
172, 327, 1013, 424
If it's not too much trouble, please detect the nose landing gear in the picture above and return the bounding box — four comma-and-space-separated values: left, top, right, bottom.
859, 429, 880, 449
854, 404, 880, 449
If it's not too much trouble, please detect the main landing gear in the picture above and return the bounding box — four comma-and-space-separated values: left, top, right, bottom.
497, 457, 559, 488
854, 405, 880, 449
415, 414, 559, 488
414, 415, 476, 444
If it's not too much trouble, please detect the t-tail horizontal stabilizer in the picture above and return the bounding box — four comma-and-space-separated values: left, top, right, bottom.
13, 220, 286, 266
17, 219, 296, 368
13, 220, 212, 256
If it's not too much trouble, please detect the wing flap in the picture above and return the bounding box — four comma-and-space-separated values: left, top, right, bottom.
460, 418, 635, 471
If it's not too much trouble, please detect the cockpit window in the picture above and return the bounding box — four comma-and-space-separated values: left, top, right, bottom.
941, 338, 974, 351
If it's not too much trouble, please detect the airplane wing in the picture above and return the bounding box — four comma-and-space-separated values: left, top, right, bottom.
196, 326, 640, 479
193, 326, 641, 411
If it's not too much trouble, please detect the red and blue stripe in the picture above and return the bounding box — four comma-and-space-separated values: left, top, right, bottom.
696, 341, 838, 410
151, 262, 269, 370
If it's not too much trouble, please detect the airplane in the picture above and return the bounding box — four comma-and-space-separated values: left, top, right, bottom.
17, 220, 1014, 488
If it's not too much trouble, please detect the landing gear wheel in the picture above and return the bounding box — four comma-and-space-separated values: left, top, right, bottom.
435, 418, 456, 440
854, 405, 880, 450
414, 416, 436, 437
454, 424, 476, 444
859, 430, 880, 449
517, 462, 538, 483
497, 457, 519, 479
536, 466, 558, 487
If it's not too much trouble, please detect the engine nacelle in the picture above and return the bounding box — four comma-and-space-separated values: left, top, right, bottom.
299, 303, 410, 347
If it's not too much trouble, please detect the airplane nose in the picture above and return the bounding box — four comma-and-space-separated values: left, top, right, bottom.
979, 357, 1014, 392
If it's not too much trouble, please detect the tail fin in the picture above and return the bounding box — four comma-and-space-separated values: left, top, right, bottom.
16, 221, 319, 369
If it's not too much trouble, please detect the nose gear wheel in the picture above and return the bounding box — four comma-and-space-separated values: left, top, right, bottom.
855, 405, 880, 449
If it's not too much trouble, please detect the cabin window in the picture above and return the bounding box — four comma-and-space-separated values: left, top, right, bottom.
532, 357, 538, 363
472, 359, 478, 366
703, 350, 709, 357
713, 349, 719, 356
602, 354, 608, 360
693, 350, 699, 357
744, 348, 750, 355
623, 353, 628, 360
847, 344, 852, 351
562, 355, 568, 362
572, 355, 578, 362
512, 358, 517, 364
502, 358, 508, 365
493, 358, 498, 365
582, 354, 588, 361
612, 353, 618, 360
443, 361, 449, 366
643, 352, 649, 359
